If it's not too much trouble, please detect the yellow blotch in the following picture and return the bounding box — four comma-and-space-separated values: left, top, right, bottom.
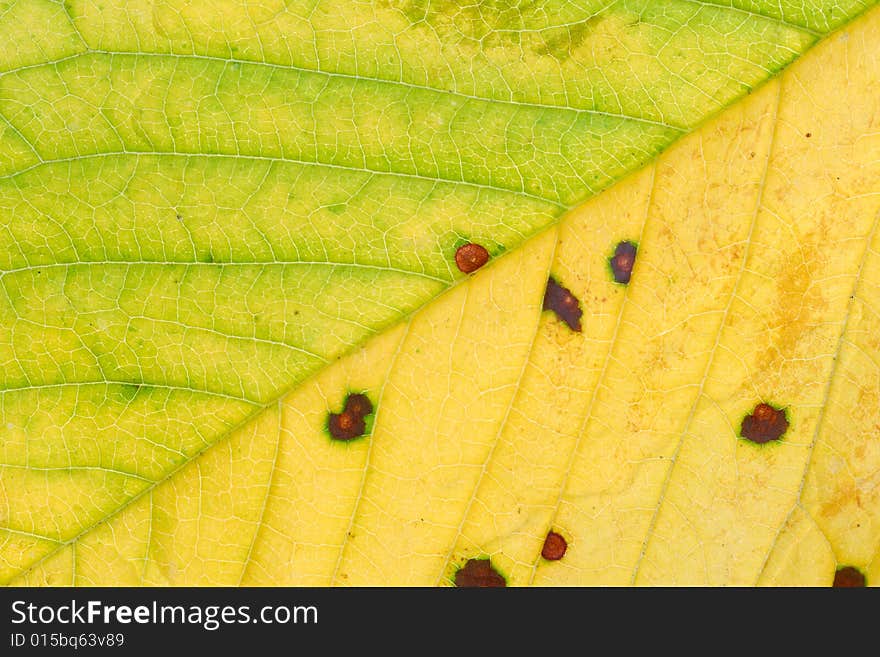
757, 506, 836, 586
802, 220, 880, 569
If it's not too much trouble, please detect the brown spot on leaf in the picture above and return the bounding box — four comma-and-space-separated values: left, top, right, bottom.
833, 566, 866, 587
740, 403, 789, 444
609, 241, 637, 284
455, 242, 490, 273
805, 132, 812, 138
328, 392, 374, 441
541, 531, 567, 561
343, 392, 373, 417
455, 558, 506, 587
543, 277, 582, 332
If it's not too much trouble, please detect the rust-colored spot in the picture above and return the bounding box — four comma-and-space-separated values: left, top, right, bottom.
833, 566, 866, 587
455, 242, 490, 273
740, 403, 789, 444
328, 392, 374, 441
455, 558, 506, 587
343, 393, 373, 417
609, 241, 638, 284
541, 531, 567, 561
543, 277, 582, 332
805, 132, 812, 138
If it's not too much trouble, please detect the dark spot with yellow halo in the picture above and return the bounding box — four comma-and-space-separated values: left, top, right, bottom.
740, 403, 789, 444
609, 241, 637, 284
328, 393, 374, 441
541, 531, 567, 561
455, 558, 507, 587
833, 566, 866, 587
543, 277, 582, 332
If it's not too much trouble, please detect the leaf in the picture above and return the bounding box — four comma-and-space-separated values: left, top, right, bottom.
1, 0, 878, 586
